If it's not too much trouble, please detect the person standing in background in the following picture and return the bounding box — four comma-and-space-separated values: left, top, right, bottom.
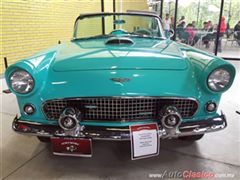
202, 21, 214, 48
226, 22, 231, 38
234, 21, 240, 46
215, 16, 226, 52
203, 22, 208, 31
208, 21, 213, 31
202, 22, 210, 48
185, 23, 196, 46
192, 21, 197, 29
178, 16, 185, 26
164, 13, 172, 38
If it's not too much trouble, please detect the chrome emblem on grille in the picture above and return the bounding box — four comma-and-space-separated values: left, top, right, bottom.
138, 112, 153, 115
84, 105, 98, 109
110, 78, 131, 83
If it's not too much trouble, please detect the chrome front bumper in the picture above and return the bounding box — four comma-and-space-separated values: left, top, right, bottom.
12, 114, 227, 140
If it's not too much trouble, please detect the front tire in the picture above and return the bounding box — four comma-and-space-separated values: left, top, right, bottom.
178, 134, 204, 141
37, 136, 50, 143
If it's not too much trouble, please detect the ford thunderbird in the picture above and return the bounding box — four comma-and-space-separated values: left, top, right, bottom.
4, 12, 235, 157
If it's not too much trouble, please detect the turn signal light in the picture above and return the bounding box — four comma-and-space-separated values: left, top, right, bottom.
205, 101, 217, 112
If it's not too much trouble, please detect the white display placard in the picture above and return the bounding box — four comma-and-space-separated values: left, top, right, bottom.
130, 123, 159, 160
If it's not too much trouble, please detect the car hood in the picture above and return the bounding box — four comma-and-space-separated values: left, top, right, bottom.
52, 38, 188, 71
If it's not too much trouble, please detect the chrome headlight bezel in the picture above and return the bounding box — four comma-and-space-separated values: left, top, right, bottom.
207, 68, 231, 92
9, 69, 35, 94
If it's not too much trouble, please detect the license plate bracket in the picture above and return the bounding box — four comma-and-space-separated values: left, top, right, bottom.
51, 137, 92, 157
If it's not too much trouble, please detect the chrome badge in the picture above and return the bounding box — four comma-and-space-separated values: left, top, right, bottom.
110, 78, 131, 83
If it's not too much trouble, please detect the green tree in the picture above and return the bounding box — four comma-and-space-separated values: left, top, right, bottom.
163, 0, 240, 28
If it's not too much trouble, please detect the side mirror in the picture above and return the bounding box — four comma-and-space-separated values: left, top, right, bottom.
169, 29, 174, 38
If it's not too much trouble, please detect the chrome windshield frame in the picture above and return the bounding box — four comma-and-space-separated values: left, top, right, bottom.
72, 12, 165, 40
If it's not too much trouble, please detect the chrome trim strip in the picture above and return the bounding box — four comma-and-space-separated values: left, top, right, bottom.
179, 125, 200, 129
42, 96, 199, 100
53, 152, 92, 157
17, 119, 43, 125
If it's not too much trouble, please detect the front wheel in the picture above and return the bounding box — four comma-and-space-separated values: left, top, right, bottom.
178, 134, 204, 141
37, 136, 50, 143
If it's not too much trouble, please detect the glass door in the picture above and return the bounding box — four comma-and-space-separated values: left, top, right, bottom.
221, 0, 240, 59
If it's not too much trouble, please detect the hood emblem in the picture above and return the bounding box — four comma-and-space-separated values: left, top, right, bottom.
110, 78, 131, 83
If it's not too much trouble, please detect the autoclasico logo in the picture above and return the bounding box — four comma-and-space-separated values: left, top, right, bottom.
183, 171, 214, 178
148, 170, 235, 179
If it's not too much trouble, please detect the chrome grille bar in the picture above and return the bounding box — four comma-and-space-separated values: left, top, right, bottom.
42, 97, 198, 121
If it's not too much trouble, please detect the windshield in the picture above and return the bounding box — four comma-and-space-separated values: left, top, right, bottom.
74, 14, 164, 39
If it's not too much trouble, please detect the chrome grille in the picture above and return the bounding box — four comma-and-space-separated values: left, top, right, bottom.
42, 97, 198, 121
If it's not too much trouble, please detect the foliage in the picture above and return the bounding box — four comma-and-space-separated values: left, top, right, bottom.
162, 0, 240, 29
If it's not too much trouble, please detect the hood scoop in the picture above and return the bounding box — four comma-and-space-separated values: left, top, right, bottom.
105, 37, 134, 45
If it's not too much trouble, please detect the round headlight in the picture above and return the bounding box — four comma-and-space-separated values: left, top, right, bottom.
10, 70, 34, 94
208, 68, 231, 92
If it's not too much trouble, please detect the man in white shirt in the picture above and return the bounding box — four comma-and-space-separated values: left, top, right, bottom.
164, 13, 172, 38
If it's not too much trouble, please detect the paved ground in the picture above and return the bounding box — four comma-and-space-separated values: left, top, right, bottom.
193, 38, 240, 58
1, 61, 240, 180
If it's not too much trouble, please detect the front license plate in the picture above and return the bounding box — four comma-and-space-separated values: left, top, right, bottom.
51, 137, 92, 157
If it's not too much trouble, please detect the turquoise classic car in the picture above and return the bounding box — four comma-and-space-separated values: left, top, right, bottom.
5, 12, 235, 157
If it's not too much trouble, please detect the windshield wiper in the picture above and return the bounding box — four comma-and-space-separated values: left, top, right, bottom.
126, 32, 165, 40
72, 34, 114, 41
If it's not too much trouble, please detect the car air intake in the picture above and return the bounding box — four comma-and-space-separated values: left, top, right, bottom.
42, 97, 198, 122
105, 37, 134, 45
